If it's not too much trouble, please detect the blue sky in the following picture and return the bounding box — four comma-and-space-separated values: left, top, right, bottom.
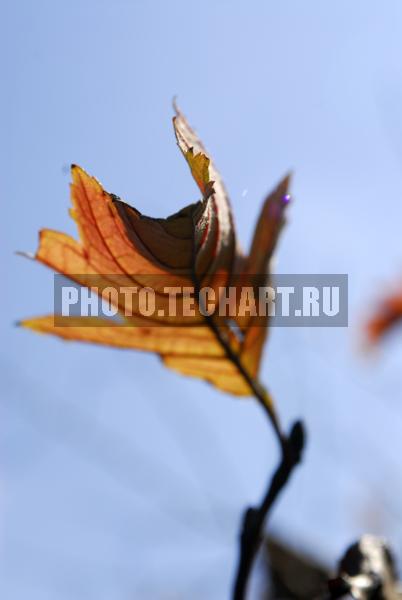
3, 1, 402, 598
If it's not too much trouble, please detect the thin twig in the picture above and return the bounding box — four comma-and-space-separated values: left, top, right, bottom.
190, 214, 305, 600
202, 305, 283, 442
232, 421, 304, 600
200, 297, 305, 599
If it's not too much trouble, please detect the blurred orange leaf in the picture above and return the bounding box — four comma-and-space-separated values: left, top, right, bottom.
366, 288, 402, 344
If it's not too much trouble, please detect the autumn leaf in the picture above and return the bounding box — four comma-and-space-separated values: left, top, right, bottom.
19, 107, 291, 402
366, 286, 402, 344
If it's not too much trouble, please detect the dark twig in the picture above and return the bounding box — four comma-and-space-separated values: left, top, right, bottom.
232, 420, 305, 600
199, 294, 305, 599
199, 302, 283, 442
190, 214, 305, 600
197, 281, 305, 599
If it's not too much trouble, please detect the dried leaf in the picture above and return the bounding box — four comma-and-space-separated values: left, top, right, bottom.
20, 108, 291, 400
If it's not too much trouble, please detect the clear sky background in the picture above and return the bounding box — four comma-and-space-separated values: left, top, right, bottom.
3, 1, 402, 598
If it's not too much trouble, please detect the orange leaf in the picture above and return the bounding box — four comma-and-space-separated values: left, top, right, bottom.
22, 315, 225, 356
20, 107, 291, 402
366, 288, 402, 343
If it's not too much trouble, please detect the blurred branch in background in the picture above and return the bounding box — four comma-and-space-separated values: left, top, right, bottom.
262, 536, 329, 599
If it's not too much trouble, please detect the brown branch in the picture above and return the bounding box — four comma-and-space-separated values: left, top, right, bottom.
200, 298, 305, 599
205, 308, 305, 598
199, 305, 284, 443
200, 295, 305, 599
190, 217, 305, 600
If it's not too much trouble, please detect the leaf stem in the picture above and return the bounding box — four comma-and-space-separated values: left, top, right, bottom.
200, 306, 283, 443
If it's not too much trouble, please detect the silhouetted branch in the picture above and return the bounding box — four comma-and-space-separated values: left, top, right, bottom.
190, 217, 305, 599
232, 420, 305, 600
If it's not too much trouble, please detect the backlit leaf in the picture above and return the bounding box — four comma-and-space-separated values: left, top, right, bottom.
20, 108, 291, 402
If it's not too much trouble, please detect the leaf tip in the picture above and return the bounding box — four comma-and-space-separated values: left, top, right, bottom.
15, 250, 34, 260
172, 95, 180, 115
